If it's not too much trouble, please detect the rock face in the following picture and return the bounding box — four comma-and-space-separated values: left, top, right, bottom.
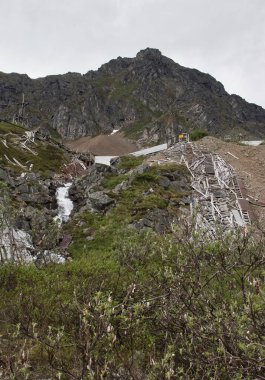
0, 122, 86, 263
1, 48, 265, 141
0, 119, 193, 263
0, 170, 68, 264
70, 164, 116, 213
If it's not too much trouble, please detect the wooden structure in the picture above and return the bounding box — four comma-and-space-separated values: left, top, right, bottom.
13, 93, 29, 127
158, 141, 254, 236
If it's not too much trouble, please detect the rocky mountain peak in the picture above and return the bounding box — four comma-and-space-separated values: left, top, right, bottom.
0, 49, 265, 142
136, 47, 163, 60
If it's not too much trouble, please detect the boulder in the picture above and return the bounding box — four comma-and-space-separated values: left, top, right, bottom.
87, 191, 115, 212
133, 208, 175, 233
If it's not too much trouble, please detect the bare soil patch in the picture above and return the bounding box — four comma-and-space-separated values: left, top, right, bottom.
64, 133, 138, 156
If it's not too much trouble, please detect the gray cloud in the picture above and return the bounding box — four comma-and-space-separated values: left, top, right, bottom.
0, 0, 264, 107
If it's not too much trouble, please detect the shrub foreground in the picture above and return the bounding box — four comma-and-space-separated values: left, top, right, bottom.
0, 227, 265, 379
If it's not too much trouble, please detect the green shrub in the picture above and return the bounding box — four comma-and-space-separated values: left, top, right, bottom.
0, 121, 26, 135
190, 129, 208, 141
0, 230, 265, 379
102, 173, 128, 189
117, 155, 145, 170
133, 171, 159, 183
136, 194, 168, 210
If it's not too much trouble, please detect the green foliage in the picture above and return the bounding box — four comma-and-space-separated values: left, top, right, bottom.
92, 70, 140, 105
153, 162, 189, 174
102, 173, 128, 189
110, 80, 138, 101
0, 230, 265, 379
190, 128, 208, 141
93, 73, 113, 88
30, 142, 67, 175
136, 194, 168, 210
117, 155, 145, 170
123, 118, 153, 139
4, 153, 260, 378
0, 121, 69, 176
133, 171, 159, 183
66, 162, 190, 264
0, 121, 26, 135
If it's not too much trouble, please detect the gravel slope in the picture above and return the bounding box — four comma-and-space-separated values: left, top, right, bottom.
64, 133, 138, 156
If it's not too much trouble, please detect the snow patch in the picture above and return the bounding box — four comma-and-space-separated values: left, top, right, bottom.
240, 140, 264, 146
95, 156, 118, 166
108, 129, 119, 136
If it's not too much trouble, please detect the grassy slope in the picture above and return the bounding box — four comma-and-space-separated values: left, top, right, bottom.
0, 121, 69, 176
66, 159, 189, 259
0, 153, 264, 378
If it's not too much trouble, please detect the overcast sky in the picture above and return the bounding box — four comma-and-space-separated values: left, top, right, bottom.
0, 0, 265, 107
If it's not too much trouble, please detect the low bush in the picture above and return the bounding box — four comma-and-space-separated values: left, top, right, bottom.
117, 155, 145, 170
0, 229, 265, 379
190, 129, 208, 141
102, 173, 128, 189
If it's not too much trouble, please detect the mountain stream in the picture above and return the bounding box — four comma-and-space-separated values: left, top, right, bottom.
55, 183, 74, 224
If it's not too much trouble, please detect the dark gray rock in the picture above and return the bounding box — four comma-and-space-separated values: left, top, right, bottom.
1, 48, 265, 141
135, 164, 150, 175
87, 191, 115, 211
133, 208, 175, 233
169, 180, 190, 192
179, 196, 192, 205
0, 168, 14, 185
159, 176, 171, 189
14, 179, 54, 207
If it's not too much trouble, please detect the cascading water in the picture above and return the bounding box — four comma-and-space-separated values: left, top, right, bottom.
55, 183, 74, 224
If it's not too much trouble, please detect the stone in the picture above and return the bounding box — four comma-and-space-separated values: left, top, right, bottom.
87, 191, 115, 211
1, 49, 265, 142
0, 168, 13, 185
133, 208, 175, 233
169, 180, 190, 192
159, 176, 171, 189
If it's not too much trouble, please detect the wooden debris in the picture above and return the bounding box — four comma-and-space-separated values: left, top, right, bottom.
227, 152, 239, 159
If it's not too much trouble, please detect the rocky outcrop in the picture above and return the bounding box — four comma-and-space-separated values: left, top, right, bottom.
0, 48, 265, 141
70, 164, 116, 213
133, 208, 175, 233
0, 169, 73, 264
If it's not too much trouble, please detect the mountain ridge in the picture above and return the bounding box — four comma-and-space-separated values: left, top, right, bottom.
0, 48, 265, 143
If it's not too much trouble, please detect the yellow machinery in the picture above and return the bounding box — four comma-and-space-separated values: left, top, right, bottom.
178, 132, 189, 143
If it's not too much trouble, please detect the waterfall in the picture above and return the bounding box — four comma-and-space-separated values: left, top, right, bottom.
55, 183, 74, 224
